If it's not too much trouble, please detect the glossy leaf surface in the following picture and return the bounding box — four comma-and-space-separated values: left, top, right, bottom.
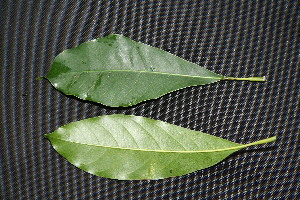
46, 34, 253, 107
45, 114, 276, 180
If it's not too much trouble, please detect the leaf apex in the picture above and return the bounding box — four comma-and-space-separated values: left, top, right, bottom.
36, 76, 45, 80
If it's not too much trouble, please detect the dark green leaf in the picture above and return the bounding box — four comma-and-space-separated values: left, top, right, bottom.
45, 114, 276, 180
45, 34, 264, 107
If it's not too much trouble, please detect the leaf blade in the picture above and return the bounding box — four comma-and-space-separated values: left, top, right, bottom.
45, 114, 276, 180
45, 34, 223, 107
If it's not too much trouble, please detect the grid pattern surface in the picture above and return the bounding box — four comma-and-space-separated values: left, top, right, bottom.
1, 0, 299, 199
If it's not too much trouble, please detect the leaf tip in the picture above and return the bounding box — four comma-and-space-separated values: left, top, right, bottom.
36, 76, 45, 80
44, 133, 51, 139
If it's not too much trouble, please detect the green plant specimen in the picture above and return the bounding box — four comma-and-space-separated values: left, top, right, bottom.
45, 34, 264, 107
45, 114, 276, 180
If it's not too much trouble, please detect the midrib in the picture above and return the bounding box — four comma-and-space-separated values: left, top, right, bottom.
60, 69, 223, 79
48, 135, 246, 153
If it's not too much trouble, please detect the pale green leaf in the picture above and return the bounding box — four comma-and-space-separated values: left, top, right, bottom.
45, 114, 276, 180
45, 34, 264, 107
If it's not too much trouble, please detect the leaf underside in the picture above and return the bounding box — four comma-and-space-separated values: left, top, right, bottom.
45, 114, 275, 180
46, 34, 223, 107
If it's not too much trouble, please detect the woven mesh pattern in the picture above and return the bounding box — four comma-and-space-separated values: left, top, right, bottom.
1, 0, 299, 199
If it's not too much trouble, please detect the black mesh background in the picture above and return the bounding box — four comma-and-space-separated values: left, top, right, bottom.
1, 0, 299, 199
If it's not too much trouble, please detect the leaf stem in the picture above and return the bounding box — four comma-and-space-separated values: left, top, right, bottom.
195, 136, 277, 152
242, 136, 276, 147
194, 136, 277, 153
224, 76, 266, 82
